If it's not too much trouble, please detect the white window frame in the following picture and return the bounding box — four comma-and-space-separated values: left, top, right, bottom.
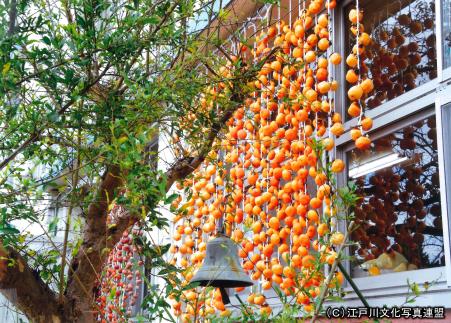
436, 91, 451, 287
337, 106, 451, 302
334, 0, 451, 307
438, 0, 451, 81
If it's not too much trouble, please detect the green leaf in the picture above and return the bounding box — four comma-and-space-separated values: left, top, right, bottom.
0, 226, 20, 235
109, 287, 117, 300
2, 62, 11, 76
143, 16, 159, 24
164, 193, 178, 204
48, 216, 59, 237
42, 36, 52, 45
411, 282, 420, 296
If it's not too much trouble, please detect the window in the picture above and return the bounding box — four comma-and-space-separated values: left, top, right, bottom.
346, 111, 445, 277
440, 100, 451, 286
344, 0, 437, 116
338, 0, 451, 287
443, 0, 451, 69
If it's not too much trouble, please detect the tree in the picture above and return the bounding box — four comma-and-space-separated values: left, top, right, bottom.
0, 0, 265, 321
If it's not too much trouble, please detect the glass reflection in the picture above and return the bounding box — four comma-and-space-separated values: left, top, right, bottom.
347, 114, 444, 277
444, 0, 451, 68
345, 0, 437, 116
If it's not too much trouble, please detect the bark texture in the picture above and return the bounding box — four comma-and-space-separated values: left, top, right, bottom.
64, 165, 126, 322
0, 245, 62, 322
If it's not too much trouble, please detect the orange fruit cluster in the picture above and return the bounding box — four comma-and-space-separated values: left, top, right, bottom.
346, 8, 375, 149
169, 1, 371, 321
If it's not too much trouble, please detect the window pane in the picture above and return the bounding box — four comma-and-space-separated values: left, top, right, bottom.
444, 0, 451, 68
442, 103, 451, 264
347, 114, 444, 277
345, 0, 437, 116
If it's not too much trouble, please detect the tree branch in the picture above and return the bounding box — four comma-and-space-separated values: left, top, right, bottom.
0, 63, 111, 172
164, 47, 279, 190
164, 90, 243, 191
7, 0, 17, 36
59, 129, 82, 302
64, 165, 127, 320
0, 244, 62, 322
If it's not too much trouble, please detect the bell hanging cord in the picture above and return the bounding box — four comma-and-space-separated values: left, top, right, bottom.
216, 149, 227, 235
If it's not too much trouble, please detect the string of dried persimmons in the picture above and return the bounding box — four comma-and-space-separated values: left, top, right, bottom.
170, 0, 373, 321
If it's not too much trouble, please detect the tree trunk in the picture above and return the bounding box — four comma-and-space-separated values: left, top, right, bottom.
60, 299, 96, 323
64, 165, 126, 322
0, 165, 126, 323
0, 245, 63, 322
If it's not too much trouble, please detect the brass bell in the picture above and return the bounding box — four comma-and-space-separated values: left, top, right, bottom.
190, 235, 253, 303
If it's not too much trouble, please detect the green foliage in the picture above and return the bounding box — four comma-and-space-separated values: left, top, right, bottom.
30, 249, 62, 284
337, 181, 361, 210
403, 276, 440, 305
132, 230, 202, 322
0, 0, 256, 319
